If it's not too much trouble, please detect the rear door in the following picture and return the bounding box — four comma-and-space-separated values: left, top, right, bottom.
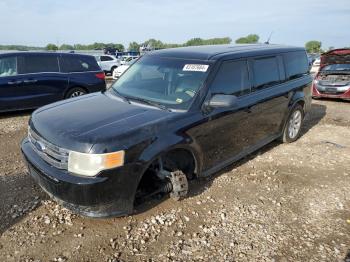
246, 55, 289, 143
0, 55, 21, 111
16, 54, 68, 108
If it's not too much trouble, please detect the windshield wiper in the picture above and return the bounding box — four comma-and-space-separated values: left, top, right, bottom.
111, 89, 130, 104
126, 96, 171, 112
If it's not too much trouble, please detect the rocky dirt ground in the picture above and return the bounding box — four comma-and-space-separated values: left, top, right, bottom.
0, 99, 349, 262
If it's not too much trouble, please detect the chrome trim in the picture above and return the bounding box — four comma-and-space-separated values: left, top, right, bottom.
28, 127, 69, 169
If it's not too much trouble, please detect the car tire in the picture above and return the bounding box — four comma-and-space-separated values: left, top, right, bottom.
282, 104, 304, 143
65, 87, 87, 98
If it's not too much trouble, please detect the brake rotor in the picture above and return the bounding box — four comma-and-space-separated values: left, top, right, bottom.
168, 170, 188, 201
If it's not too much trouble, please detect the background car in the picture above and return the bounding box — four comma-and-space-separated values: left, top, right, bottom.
112, 58, 137, 79
0, 52, 106, 112
312, 48, 350, 100
95, 55, 120, 74
310, 57, 321, 74
120, 55, 139, 65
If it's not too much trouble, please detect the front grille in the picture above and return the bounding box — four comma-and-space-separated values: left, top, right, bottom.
28, 127, 69, 170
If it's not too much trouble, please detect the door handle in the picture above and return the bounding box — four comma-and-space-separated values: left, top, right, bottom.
23, 79, 38, 83
7, 80, 22, 85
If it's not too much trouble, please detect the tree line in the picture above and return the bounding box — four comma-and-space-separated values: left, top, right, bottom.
0, 34, 340, 54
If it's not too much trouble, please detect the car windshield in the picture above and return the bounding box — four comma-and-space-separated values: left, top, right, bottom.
322, 63, 350, 71
111, 56, 211, 110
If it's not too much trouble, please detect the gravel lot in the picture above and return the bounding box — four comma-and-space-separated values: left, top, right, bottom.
0, 99, 349, 262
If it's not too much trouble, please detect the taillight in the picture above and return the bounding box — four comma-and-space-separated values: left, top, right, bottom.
95, 72, 105, 80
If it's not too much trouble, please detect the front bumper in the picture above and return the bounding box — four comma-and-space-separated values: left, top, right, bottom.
21, 138, 144, 218
312, 83, 350, 99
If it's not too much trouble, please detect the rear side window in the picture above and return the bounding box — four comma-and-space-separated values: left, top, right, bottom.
253, 57, 280, 90
19, 55, 59, 74
0, 56, 17, 77
60, 55, 100, 73
284, 51, 309, 79
211, 60, 250, 96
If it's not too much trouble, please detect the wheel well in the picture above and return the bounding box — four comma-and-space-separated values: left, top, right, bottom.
162, 148, 197, 179
64, 86, 88, 98
296, 100, 305, 110
134, 148, 197, 203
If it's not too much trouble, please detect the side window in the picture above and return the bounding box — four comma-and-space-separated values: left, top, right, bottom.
211, 60, 250, 96
253, 57, 280, 90
20, 55, 59, 74
60, 56, 100, 73
284, 51, 309, 80
0, 56, 17, 77
101, 56, 113, 61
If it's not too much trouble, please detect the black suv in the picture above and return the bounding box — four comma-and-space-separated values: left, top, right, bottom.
21, 44, 312, 217
0, 52, 106, 112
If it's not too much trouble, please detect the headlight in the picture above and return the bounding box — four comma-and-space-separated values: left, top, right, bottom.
68, 150, 125, 177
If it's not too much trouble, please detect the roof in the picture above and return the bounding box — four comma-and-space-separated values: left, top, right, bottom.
149, 44, 305, 61
0, 51, 93, 58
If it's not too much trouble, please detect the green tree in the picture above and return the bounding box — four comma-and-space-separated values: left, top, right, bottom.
59, 44, 74, 50
128, 42, 140, 51
235, 34, 260, 44
113, 44, 125, 52
46, 43, 58, 51
143, 39, 165, 49
305, 41, 322, 53
185, 38, 205, 46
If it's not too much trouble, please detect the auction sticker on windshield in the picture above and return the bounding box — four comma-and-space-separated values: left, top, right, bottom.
183, 64, 209, 72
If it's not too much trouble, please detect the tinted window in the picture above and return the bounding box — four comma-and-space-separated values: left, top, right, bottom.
20, 55, 59, 74
211, 60, 250, 96
284, 51, 309, 79
0, 56, 17, 77
101, 56, 113, 61
61, 55, 100, 72
253, 57, 280, 90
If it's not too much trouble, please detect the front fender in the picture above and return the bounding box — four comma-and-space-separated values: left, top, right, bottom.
138, 133, 204, 177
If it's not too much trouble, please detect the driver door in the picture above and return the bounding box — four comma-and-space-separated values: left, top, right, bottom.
189, 59, 254, 171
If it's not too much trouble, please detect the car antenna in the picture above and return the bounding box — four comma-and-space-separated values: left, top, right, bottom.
265, 31, 274, 44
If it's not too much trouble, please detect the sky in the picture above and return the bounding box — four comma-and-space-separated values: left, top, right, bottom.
0, 0, 349, 49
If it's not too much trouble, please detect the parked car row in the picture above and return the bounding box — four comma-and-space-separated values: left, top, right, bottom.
94, 54, 139, 76
2, 44, 348, 218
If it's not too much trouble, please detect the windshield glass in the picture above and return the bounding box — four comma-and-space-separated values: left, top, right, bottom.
322, 63, 350, 71
111, 56, 211, 110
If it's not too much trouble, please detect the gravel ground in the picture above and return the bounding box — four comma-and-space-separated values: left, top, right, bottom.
0, 99, 349, 262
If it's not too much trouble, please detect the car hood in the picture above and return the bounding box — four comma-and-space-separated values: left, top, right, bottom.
30, 92, 173, 153
320, 49, 350, 69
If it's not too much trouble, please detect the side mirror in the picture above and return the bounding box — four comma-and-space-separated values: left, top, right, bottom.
208, 94, 238, 108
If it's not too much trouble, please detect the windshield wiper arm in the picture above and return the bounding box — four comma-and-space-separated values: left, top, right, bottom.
112, 89, 130, 104
126, 96, 171, 111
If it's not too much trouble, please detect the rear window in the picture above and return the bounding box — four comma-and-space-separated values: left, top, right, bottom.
60, 55, 100, 73
284, 51, 309, 79
19, 54, 59, 74
211, 60, 250, 96
253, 57, 280, 90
